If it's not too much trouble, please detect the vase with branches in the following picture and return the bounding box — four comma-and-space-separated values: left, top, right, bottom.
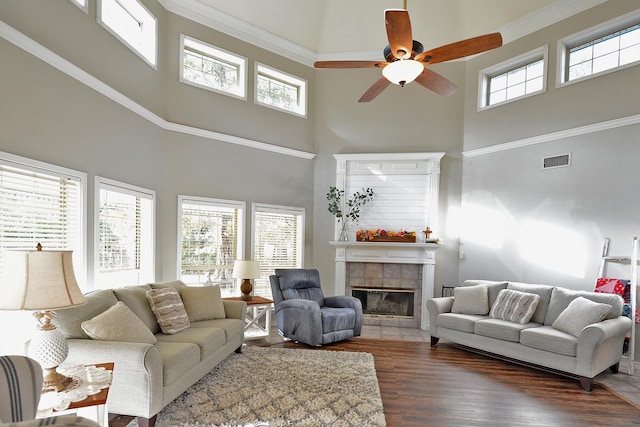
327, 186, 374, 241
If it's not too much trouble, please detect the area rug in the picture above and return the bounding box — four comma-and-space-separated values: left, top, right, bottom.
136, 346, 386, 427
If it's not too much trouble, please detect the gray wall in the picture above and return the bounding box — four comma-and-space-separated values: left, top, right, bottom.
459, 0, 640, 289
0, 0, 315, 289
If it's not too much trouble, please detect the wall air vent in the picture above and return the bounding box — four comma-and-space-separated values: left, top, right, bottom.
543, 153, 571, 169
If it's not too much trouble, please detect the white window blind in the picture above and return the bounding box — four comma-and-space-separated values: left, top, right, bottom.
95, 177, 155, 289
0, 153, 85, 283
178, 196, 245, 297
252, 204, 304, 299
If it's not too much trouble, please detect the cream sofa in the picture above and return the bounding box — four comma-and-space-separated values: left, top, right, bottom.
54, 280, 245, 427
427, 280, 632, 391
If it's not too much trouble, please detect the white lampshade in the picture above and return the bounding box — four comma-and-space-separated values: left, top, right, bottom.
0, 249, 86, 310
232, 260, 261, 279
382, 59, 424, 86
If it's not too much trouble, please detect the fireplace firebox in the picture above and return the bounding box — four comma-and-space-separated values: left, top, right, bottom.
352, 288, 414, 317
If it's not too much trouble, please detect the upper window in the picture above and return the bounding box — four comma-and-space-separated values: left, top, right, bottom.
69, 0, 88, 13
558, 10, 640, 86
180, 35, 247, 100
94, 177, 155, 289
178, 195, 245, 297
0, 151, 86, 284
251, 203, 304, 299
255, 63, 307, 117
479, 46, 547, 110
97, 0, 157, 68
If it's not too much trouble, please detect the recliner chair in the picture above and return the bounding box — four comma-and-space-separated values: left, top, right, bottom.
0, 355, 100, 427
269, 268, 363, 346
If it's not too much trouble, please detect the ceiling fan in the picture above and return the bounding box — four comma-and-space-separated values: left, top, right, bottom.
314, 6, 503, 102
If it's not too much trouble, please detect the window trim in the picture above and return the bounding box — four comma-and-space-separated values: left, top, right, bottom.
97, 0, 158, 69
177, 195, 246, 287
0, 150, 87, 286
93, 176, 156, 288
254, 62, 307, 118
179, 34, 248, 101
557, 9, 640, 88
478, 45, 548, 111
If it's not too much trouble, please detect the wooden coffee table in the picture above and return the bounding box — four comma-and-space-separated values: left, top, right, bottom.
224, 296, 273, 340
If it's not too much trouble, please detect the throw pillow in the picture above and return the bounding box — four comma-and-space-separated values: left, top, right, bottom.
180, 285, 226, 322
552, 296, 612, 337
81, 301, 157, 344
146, 288, 190, 334
489, 289, 541, 324
451, 285, 489, 315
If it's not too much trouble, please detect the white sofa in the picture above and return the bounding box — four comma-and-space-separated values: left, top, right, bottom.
54, 280, 245, 427
427, 280, 632, 391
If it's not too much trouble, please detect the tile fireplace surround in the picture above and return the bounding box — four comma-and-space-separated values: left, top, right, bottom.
330, 241, 440, 330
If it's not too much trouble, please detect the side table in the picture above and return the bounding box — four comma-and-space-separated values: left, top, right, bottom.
224, 296, 274, 340
39, 362, 113, 427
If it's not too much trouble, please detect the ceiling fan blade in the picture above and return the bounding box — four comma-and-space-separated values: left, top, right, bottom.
415, 33, 502, 64
414, 68, 458, 96
385, 9, 413, 60
314, 60, 387, 69
358, 77, 392, 102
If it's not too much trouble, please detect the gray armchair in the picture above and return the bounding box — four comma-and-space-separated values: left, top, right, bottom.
0, 355, 100, 427
269, 269, 363, 346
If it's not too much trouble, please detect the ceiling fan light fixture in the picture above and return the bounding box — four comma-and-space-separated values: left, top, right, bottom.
382, 59, 423, 87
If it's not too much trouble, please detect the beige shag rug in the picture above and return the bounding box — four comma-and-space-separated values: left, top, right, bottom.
134, 346, 386, 427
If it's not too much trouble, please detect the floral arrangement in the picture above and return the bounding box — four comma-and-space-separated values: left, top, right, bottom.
356, 229, 417, 241
327, 186, 374, 240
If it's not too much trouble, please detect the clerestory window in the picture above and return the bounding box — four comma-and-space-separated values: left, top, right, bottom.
255, 63, 307, 117
180, 35, 247, 100
479, 46, 547, 110
97, 0, 157, 68
558, 10, 640, 86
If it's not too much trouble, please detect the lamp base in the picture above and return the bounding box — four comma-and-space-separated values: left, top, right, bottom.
42, 367, 70, 392
240, 279, 253, 301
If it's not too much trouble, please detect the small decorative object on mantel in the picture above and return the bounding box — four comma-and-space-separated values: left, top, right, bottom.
327, 186, 374, 241
356, 229, 417, 242
424, 227, 432, 240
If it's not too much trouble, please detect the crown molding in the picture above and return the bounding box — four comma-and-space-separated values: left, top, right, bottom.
498, 0, 607, 44
158, 0, 317, 67
0, 19, 315, 160
462, 114, 640, 158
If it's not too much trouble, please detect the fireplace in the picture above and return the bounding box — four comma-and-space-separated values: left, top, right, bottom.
331, 241, 440, 329
352, 288, 415, 317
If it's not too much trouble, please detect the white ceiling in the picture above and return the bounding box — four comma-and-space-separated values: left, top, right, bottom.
159, 0, 607, 66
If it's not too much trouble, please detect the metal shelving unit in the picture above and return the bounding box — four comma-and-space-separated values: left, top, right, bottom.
598, 237, 638, 375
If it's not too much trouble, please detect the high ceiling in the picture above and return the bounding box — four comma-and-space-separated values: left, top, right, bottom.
159, 0, 606, 65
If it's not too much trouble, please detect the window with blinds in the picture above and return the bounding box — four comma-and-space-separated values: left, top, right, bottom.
178, 195, 245, 297
252, 204, 304, 299
95, 177, 155, 289
0, 152, 85, 283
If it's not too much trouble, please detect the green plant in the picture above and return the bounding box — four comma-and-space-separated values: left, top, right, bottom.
326, 186, 374, 224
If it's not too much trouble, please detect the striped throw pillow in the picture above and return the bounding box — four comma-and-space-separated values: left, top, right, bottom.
490, 289, 541, 324
146, 288, 190, 334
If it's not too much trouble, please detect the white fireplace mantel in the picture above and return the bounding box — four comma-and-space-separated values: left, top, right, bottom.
330, 241, 441, 330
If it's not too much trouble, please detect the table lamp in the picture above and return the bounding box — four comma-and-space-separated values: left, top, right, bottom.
232, 260, 260, 301
0, 244, 86, 392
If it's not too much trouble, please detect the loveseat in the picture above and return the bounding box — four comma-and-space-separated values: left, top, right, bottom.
53, 280, 246, 427
427, 280, 632, 391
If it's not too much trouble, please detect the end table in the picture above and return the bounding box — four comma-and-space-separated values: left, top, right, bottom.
224, 296, 274, 340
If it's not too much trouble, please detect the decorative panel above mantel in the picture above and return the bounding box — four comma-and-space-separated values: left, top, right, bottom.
333, 152, 444, 242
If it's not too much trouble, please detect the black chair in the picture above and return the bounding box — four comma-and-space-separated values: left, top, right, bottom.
269, 269, 363, 346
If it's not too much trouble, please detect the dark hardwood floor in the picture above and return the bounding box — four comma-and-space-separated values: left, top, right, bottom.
112, 337, 640, 426
256, 338, 640, 427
